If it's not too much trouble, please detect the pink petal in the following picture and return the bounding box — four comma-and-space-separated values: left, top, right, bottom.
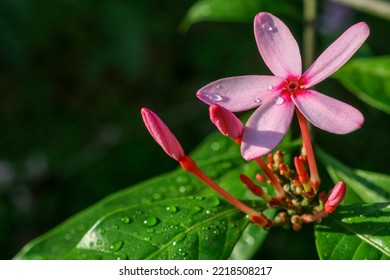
141, 108, 185, 161
241, 94, 295, 160
303, 22, 370, 88
292, 90, 364, 134
254, 12, 302, 78
196, 75, 284, 112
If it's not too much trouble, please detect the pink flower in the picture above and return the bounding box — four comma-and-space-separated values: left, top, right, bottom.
197, 12, 369, 160
141, 108, 185, 161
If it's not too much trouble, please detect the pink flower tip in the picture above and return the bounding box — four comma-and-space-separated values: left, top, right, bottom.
209, 104, 244, 140
325, 181, 347, 214
141, 108, 185, 162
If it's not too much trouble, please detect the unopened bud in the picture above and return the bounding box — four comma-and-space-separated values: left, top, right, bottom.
325, 181, 346, 214
141, 108, 185, 161
209, 104, 244, 141
294, 156, 309, 183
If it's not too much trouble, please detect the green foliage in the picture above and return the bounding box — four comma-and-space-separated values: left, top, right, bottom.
180, 0, 299, 32
315, 149, 390, 259
334, 56, 390, 115
14, 133, 271, 260
316, 203, 390, 260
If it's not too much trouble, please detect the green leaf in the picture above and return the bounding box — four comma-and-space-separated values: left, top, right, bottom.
316, 149, 390, 259
334, 56, 390, 115
315, 203, 390, 260
179, 0, 299, 32
15, 132, 284, 260
229, 209, 276, 260
331, 0, 390, 21
317, 148, 390, 204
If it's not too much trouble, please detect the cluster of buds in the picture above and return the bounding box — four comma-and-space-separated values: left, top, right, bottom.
141, 105, 346, 231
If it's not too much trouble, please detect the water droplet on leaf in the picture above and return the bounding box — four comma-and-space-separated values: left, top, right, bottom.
208, 197, 220, 207
143, 216, 159, 227
166, 205, 178, 213
110, 240, 124, 252
120, 216, 131, 224
188, 206, 202, 215
116, 253, 128, 260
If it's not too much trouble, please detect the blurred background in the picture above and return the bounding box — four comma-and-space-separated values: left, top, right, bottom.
0, 0, 389, 259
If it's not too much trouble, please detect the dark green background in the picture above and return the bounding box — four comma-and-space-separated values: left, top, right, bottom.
0, 0, 389, 259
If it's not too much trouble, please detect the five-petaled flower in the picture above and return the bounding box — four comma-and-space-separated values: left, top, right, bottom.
197, 12, 370, 160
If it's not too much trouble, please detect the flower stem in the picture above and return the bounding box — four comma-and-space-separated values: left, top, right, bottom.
295, 108, 320, 185
179, 156, 259, 217
254, 157, 285, 198
303, 0, 317, 68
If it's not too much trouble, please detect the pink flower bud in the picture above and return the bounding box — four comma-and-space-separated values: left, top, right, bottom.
141, 108, 185, 161
325, 181, 346, 214
209, 104, 244, 141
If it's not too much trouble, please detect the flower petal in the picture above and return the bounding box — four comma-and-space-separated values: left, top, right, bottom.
254, 12, 302, 78
303, 22, 370, 88
241, 94, 295, 160
292, 90, 364, 134
196, 75, 284, 112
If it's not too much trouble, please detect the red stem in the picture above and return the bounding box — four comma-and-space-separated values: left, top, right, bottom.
180, 156, 259, 217
295, 109, 320, 185
255, 157, 285, 198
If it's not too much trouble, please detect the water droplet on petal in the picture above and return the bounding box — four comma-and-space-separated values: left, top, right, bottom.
208, 93, 223, 102
275, 96, 285, 106
216, 84, 222, 89
254, 98, 262, 104
267, 85, 273, 91
110, 240, 124, 252
262, 23, 274, 32
143, 216, 159, 227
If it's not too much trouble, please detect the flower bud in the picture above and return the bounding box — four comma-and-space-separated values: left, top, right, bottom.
209, 104, 244, 141
325, 181, 346, 214
141, 108, 185, 161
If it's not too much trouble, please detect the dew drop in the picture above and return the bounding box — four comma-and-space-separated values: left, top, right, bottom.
267, 85, 273, 90
99, 229, 106, 235
216, 84, 222, 89
208, 93, 223, 102
116, 253, 128, 260
176, 176, 189, 184
110, 240, 124, 252
208, 197, 220, 207
144, 236, 151, 242
120, 216, 131, 224
262, 23, 274, 32
166, 205, 178, 213
143, 216, 159, 227
188, 206, 202, 215
254, 98, 262, 104
64, 233, 72, 241
210, 141, 220, 151
275, 96, 285, 105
